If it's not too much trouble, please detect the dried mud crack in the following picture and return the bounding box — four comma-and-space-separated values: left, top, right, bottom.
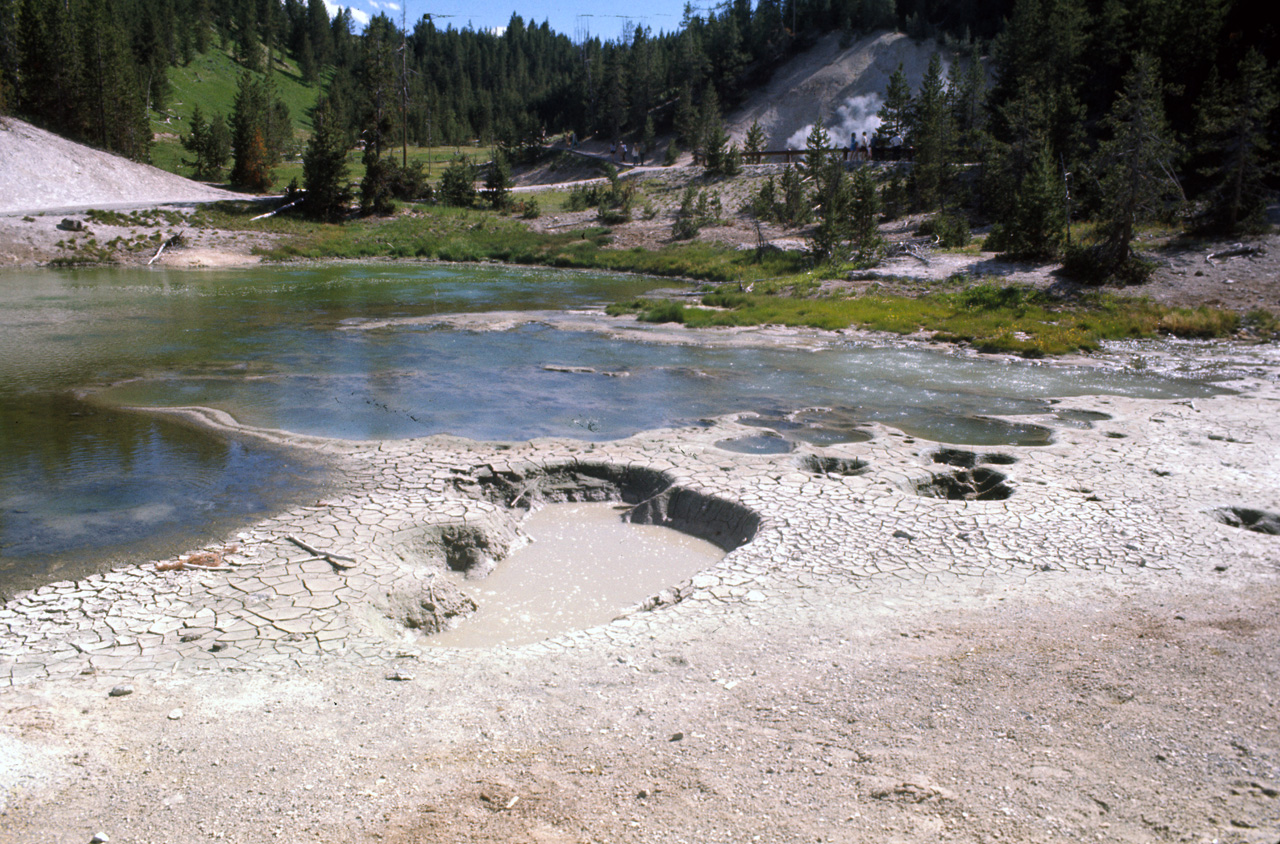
1, 378, 1279, 844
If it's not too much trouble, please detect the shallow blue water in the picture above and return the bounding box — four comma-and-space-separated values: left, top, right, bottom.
0, 263, 1224, 591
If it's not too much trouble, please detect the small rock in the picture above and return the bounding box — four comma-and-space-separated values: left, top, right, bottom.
108, 685, 133, 698
637, 789, 650, 799
385, 671, 414, 682
892, 529, 915, 540
167, 708, 183, 720
668, 732, 684, 742
90, 834, 110, 844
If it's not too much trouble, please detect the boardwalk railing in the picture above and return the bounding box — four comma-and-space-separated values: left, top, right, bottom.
693, 148, 913, 165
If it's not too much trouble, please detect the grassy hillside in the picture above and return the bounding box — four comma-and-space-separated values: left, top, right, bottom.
150, 47, 323, 179
148, 47, 490, 189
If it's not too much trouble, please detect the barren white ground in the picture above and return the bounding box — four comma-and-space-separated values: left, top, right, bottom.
1, 36, 1278, 844
2, 345, 1279, 844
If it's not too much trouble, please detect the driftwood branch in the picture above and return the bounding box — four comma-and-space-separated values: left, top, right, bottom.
1206, 244, 1265, 265
285, 535, 357, 569
251, 198, 303, 221
147, 230, 186, 265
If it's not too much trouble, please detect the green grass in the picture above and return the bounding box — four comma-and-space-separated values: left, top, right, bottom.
150, 46, 324, 179
195, 200, 807, 280
180, 203, 1263, 355
157, 47, 323, 139
613, 282, 1245, 356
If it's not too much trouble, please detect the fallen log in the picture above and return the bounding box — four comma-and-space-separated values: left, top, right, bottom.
147, 230, 186, 265
285, 535, 357, 569
1206, 244, 1265, 264
251, 198, 303, 221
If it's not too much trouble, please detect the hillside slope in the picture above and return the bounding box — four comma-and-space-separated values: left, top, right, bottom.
0, 118, 239, 214
726, 30, 961, 150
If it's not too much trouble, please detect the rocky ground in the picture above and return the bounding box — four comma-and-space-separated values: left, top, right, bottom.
2, 339, 1279, 844
2, 113, 1279, 844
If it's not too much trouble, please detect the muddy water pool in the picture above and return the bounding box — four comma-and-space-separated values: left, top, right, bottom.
427, 503, 725, 647
0, 263, 1225, 591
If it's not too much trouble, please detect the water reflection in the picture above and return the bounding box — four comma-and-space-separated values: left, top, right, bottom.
0, 393, 324, 596
0, 264, 1228, 592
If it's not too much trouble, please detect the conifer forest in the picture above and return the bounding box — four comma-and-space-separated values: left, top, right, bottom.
0, 0, 1275, 264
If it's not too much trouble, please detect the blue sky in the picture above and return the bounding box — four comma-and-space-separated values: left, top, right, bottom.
328, 0, 697, 41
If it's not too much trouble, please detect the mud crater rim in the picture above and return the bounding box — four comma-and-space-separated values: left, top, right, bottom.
930, 448, 1019, 468
374, 462, 763, 643
912, 466, 1015, 501
1212, 506, 1280, 536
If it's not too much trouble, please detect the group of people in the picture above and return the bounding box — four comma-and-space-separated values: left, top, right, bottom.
849, 131, 873, 163
845, 131, 912, 163
609, 141, 643, 166
560, 131, 645, 166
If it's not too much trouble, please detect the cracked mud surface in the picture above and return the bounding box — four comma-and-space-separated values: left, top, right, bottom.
2, 358, 1278, 843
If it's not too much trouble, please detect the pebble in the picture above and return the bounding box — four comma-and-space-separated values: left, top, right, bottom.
167, 708, 183, 720
108, 685, 133, 698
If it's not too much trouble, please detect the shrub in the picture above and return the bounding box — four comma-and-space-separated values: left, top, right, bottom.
673, 185, 721, 239
637, 301, 686, 323
439, 158, 478, 207
1062, 242, 1156, 286
917, 213, 971, 248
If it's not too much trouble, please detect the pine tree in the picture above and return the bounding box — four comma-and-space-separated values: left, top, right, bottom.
358, 13, 397, 158
483, 148, 512, 210
438, 156, 476, 207
877, 63, 912, 144
805, 119, 853, 261
78, 1, 148, 159
800, 117, 832, 183
673, 81, 697, 150
744, 119, 766, 164
848, 166, 883, 263
182, 104, 231, 180
302, 101, 351, 221
1077, 54, 1180, 284
305, 0, 330, 67
229, 72, 273, 190
909, 52, 952, 211
702, 121, 731, 175
695, 86, 722, 163
987, 140, 1065, 259
235, 0, 261, 71
360, 147, 395, 215
950, 44, 987, 163
778, 163, 810, 227
1194, 49, 1277, 234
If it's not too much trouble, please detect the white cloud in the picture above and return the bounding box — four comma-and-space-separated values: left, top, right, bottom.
321, 1, 371, 26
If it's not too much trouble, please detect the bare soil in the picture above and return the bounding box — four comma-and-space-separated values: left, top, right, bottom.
1, 54, 1279, 842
